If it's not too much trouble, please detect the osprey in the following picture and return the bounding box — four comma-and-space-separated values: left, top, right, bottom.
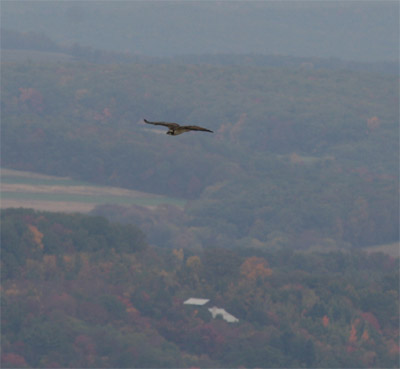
144, 119, 213, 136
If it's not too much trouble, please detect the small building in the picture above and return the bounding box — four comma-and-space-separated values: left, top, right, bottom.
183, 297, 239, 323
183, 298, 210, 306
208, 306, 239, 323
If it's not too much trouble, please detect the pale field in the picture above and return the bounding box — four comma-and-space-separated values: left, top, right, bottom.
1, 198, 95, 213
364, 242, 400, 258
1, 182, 164, 198
1, 168, 184, 213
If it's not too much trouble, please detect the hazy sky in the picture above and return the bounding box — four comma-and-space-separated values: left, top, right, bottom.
2, 1, 399, 61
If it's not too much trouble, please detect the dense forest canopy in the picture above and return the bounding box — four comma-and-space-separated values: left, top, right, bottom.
1, 209, 399, 368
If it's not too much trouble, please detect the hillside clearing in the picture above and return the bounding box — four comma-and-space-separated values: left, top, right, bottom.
1, 168, 185, 213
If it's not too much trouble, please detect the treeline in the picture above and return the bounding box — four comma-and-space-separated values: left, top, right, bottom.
2, 28, 397, 74
1, 209, 399, 367
1, 29, 60, 52
1, 28, 147, 64
1, 208, 146, 280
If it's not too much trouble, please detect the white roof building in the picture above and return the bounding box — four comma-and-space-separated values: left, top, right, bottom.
208, 306, 239, 323
183, 298, 210, 306
183, 298, 239, 323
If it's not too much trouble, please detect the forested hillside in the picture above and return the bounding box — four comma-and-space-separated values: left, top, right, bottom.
1, 59, 398, 250
2, 3, 398, 367
1, 209, 399, 368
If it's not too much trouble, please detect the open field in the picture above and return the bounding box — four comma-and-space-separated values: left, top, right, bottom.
364, 242, 400, 258
299, 242, 399, 258
1, 168, 185, 213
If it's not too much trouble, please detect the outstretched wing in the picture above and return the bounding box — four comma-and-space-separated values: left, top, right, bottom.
182, 125, 213, 133
144, 119, 180, 129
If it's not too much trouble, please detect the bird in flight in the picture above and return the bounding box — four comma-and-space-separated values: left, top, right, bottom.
144, 119, 213, 136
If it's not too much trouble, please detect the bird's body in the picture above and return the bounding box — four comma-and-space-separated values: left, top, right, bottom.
144, 119, 213, 135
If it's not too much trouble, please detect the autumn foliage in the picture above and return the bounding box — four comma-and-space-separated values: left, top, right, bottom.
1, 209, 399, 368
240, 256, 272, 282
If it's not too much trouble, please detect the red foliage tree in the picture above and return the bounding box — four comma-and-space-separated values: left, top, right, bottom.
1, 353, 29, 368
